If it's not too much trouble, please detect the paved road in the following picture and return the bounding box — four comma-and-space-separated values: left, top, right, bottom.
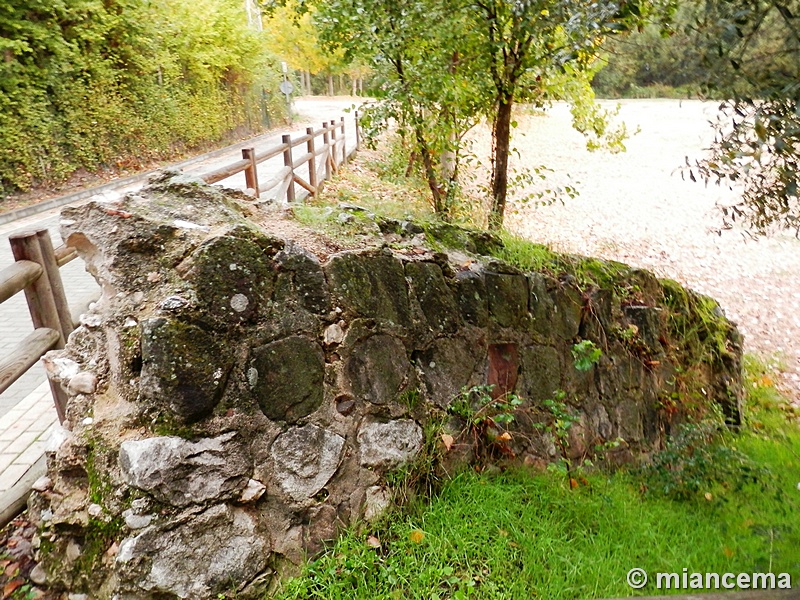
0, 97, 363, 416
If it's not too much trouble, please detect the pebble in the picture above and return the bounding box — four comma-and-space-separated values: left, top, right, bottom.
68, 371, 98, 395
239, 479, 267, 503
29, 563, 47, 585
323, 323, 344, 345
159, 295, 189, 310
230, 293, 249, 312
32, 476, 52, 492
124, 513, 153, 530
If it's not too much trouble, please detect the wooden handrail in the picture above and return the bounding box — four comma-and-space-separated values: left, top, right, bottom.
0, 328, 61, 396
255, 143, 289, 164
201, 158, 252, 184
54, 244, 78, 267
259, 166, 292, 193
0, 261, 43, 304
292, 151, 314, 171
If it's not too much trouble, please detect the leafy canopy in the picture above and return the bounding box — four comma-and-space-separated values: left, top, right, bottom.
688, 0, 800, 236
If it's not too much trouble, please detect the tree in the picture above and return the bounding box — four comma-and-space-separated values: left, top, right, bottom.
263, 4, 347, 95
687, 0, 800, 236
0, 0, 285, 196
314, 0, 484, 216
299, 0, 670, 227
463, 0, 661, 228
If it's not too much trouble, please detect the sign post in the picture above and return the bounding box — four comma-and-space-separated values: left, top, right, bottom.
280, 62, 294, 122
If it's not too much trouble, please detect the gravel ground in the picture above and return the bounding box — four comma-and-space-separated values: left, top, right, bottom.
496, 99, 799, 404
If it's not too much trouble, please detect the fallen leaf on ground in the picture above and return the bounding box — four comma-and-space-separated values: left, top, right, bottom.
2, 579, 24, 598
409, 530, 425, 544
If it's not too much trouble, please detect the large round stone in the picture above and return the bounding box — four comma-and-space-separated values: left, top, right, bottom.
251, 336, 325, 423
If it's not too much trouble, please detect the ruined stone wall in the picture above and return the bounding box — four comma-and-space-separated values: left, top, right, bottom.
30, 173, 743, 599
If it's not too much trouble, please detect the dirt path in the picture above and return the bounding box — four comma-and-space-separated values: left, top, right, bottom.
497, 99, 799, 403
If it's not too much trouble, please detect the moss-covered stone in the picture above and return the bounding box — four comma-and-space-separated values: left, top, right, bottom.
140, 317, 233, 422
275, 243, 331, 315
528, 273, 555, 337
423, 222, 503, 255
454, 270, 488, 327
181, 227, 280, 329
415, 336, 485, 408
345, 334, 411, 405
519, 345, 562, 403
405, 261, 461, 333
552, 285, 583, 340
251, 336, 325, 423
485, 272, 529, 329
325, 250, 411, 327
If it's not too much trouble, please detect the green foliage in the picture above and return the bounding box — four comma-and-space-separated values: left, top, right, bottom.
275, 454, 799, 598
0, 0, 287, 197
685, 0, 800, 235
535, 390, 581, 476
571, 340, 602, 371
386, 416, 449, 507
592, 3, 706, 99
645, 415, 774, 501
448, 385, 524, 458
660, 278, 734, 368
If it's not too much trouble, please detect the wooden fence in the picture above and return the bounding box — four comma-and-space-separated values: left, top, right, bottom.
201, 114, 360, 203
0, 113, 359, 425
0, 232, 77, 423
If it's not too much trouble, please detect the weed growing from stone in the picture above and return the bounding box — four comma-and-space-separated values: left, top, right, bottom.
571, 340, 602, 372
448, 385, 524, 459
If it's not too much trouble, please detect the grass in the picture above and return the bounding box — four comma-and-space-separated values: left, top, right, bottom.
273, 356, 800, 599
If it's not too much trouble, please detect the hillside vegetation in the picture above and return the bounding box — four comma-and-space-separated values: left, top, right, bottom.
0, 0, 287, 198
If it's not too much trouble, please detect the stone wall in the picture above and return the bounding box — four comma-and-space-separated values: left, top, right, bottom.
29, 173, 743, 598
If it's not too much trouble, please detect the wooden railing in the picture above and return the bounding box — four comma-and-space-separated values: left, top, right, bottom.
200, 115, 359, 202
0, 113, 359, 425
0, 231, 76, 423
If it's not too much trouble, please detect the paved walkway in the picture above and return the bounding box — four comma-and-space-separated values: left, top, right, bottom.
0, 381, 56, 493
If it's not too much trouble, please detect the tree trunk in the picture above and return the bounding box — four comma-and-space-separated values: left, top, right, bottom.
352, 77, 357, 96
489, 97, 513, 230
327, 73, 334, 96
304, 71, 311, 95
413, 124, 444, 214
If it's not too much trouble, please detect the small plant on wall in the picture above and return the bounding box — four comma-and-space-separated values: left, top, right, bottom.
448, 385, 524, 459
571, 340, 602, 371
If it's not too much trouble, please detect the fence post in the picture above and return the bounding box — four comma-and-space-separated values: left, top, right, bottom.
242, 148, 259, 198
330, 120, 339, 173
282, 134, 295, 203
355, 111, 361, 151
340, 117, 347, 166
322, 122, 332, 182
306, 127, 318, 195
9, 230, 71, 423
